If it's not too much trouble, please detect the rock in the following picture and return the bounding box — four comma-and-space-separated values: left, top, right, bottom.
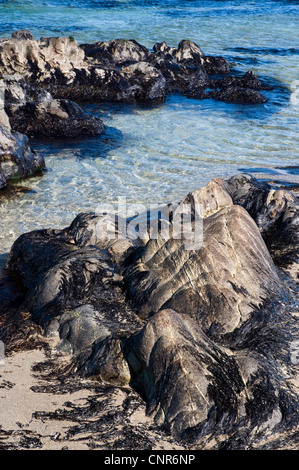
125, 309, 299, 440
0, 35, 85, 84
81, 39, 151, 66
0, 35, 270, 106
77, 334, 131, 385
0, 168, 7, 189
119, 61, 166, 103
152, 57, 207, 95
9, 98, 104, 139
5, 212, 143, 375
212, 86, 268, 104
3, 175, 299, 448
12, 30, 35, 41
55, 305, 112, 355
173, 40, 205, 65
209, 70, 273, 91
2, 74, 105, 138
0, 123, 45, 188
124, 204, 287, 339
225, 174, 299, 265
200, 55, 231, 75
0, 93, 11, 131
173, 177, 233, 219
153, 39, 231, 76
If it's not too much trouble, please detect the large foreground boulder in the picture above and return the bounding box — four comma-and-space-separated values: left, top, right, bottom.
3, 176, 299, 448
0, 32, 270, 105
125, 308, 299, 442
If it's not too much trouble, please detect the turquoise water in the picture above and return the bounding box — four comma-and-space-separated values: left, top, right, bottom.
0, 0, 298, 259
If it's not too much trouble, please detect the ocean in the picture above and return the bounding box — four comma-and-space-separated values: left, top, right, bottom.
0, 0, 298, 262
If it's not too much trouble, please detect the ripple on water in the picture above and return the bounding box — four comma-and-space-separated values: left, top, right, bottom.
0, 0, 298, 255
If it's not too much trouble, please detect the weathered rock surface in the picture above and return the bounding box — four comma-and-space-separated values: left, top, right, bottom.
0, 32, 270, 105
81, 39, 151, 66
0, 34, 85, 83
3, 175, 298, 449
3, 75, 105, 139
0, 120, 45, 189
225, 174, 299, 265
124, 204, 288, 339
125, 308, 299, 442
5, 212, 143, 381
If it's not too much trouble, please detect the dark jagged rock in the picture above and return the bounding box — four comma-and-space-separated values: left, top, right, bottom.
5, 212, 143, 382
152, 39, 231, 75
81, 38, 151, 66
11, 30, 35, 41
4, 76, 105, 139
209, 70, 273, 91
212, 86, 268, 104
0, 122, 45, 188
1, 96, 45, 189
119, 61, 166, 103
0, 33, 268, 105
225, 174, 299, 265
3, 175, 299, 448
9, 98, 104, 139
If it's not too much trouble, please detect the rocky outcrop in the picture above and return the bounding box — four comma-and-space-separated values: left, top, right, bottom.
3, 175, 298, 449
0, 116, 45, 190
81, 39, 151, 66
0, 31, 270, 105
124, 204, 287, 338
125, 308, 298, 442
225, 174, 299, 266
0, 34, 85, 83
3, 75, 105, 139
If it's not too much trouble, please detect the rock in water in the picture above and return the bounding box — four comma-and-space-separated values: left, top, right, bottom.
0, 122, 45, 188
125, 308, 299, 442
11, 29, 35, 41
212, 86, 268, 104
81, 38, 151, 66
0, 33, 268, 105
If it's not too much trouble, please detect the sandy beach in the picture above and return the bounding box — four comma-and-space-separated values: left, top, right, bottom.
0, 345, 185, 450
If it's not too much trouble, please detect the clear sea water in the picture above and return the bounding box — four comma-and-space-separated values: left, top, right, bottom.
0, 0, 298, 264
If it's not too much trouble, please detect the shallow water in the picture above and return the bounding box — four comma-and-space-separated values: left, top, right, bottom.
0, 0, 298, 262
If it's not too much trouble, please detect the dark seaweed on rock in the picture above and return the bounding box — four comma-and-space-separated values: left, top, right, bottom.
2, 173, 299, 450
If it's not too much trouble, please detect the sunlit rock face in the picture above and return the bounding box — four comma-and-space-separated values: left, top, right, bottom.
4, 175, 299, 448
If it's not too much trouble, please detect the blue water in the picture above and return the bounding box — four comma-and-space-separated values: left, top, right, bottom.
0, 0, 298, 258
